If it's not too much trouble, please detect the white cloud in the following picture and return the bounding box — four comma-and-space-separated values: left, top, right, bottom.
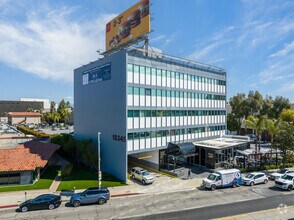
270, 41, 294, 58
0, 2, 115, 83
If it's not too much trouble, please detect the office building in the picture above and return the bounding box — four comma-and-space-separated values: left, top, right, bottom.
74, 48, 227, 181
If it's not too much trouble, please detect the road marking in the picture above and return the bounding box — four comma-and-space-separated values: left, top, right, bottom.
214, 205, 294, 220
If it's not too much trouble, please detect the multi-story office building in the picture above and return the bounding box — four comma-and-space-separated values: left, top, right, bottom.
74, 48, 226, 181
0, 100, 43, 116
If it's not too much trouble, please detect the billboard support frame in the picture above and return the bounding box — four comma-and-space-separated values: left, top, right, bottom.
102, 35, 149, 57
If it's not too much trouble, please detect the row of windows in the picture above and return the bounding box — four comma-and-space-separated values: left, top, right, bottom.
128, 87, 226, 101
127, 64, 226, 85
127, 110, 226, 117
127, 125, 226, 140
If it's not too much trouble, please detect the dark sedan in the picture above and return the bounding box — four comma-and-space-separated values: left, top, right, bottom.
19, 194, 62, 212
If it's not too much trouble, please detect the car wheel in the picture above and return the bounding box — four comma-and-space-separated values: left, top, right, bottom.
264, 179, 268, 184
233, 182, 238, 188
98, 198, 106, 205
131, 175, 135, 180
142, 179, 146, 185
211, 185, 216, 191
73, 200, 81, 207
288, 185, 293, 191
48, 204, 55, 210
21, 206, 28, 212
250, 181, 254, 186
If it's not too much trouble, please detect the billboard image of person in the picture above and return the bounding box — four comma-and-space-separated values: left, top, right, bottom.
106, 0, 150, 51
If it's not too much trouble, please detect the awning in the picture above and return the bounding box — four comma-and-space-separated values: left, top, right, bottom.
166, 142, 195, 156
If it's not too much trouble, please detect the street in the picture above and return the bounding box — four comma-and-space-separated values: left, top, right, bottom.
1, 180, 293, 220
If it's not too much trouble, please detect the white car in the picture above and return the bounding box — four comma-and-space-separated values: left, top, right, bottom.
243, 172, 268, 186
131, 167, 154, 185
269, 170, 294, 180
275, 173, 294, 191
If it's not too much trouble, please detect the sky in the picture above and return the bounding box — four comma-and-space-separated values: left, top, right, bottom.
0, 0, 293, 104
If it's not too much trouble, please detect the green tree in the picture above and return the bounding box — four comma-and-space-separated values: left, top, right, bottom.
272, 96, 290, 119
280, 109, 294, 123
265, 118, 279, 153
51, 111, 60, 123
273, 121, 294, 169
50, 101, 56, 113
57, 99, 69, 123
227, 113, 239, 132
260, 95, 273, 117
243, 115, 267, 151
229, 93, 247, 134
244, 91, 263, 117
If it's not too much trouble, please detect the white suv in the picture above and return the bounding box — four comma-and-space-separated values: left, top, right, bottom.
270, 169, 294, 180
131, 167, 154, 185
243, 172, 268, 186
275, 173, 294, 191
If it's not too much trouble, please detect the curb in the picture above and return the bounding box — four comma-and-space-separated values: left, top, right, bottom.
0, 192, 143, 211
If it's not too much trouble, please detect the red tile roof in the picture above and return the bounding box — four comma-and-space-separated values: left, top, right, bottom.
0, 141, 60, 172
8, 112, 41, 117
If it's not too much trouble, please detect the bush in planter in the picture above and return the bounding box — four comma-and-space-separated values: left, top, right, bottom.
62, 163, 73, 177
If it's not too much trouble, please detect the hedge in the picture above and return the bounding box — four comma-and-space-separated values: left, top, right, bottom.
17, 125, 50, 138
240, 163, 294, 173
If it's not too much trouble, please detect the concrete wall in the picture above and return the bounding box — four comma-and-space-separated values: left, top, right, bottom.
129, 150, 159, 170
74, 50, 127, 182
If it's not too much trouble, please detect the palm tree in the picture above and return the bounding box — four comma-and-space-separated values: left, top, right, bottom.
265, 118, 279, 151
244, 115, 267, 151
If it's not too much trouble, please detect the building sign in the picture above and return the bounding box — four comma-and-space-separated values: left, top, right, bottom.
82, 63, 111, 85
105, 0, 150, 51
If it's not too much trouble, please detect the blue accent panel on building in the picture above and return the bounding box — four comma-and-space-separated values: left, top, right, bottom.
74, 50, 127, 182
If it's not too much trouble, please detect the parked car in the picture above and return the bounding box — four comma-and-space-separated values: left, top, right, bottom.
69, 187, 110, 207
243, 172, 268, 186
269, 169, 294, 180
131, 167, 154, 185
202, 169, 242, 191
19, 194, 61, 212
275, 173, 294, 191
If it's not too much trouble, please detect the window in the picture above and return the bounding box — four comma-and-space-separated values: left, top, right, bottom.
134, 87, 139, 95
152, 110, 157, 117
127, 64, 133, 72
140, 132, 145, 139
146, 110, 151, 117
128, 110, 133, 117
162, 90, 166, 97
157, 89, 162, 97
134, 65, 139, 73
145, 88, 151, 96
140, 110, 145, 117
127, 87, 133, 95
146, 67, 151, 75
152, 68, 156, 76
133, 110, 139, 117
140, 88, 145, 96
134, 132, 139, 140
128, 133, 133, 140
140, 66, 145, 74
151, 89, 156, 96
156, 69, 162, 77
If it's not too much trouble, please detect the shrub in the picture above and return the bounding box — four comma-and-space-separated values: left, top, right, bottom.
17, 125, 50, 137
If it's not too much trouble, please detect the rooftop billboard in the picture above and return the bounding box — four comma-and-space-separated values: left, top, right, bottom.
105, 0, 150, 52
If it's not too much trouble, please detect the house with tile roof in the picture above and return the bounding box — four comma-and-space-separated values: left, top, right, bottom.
0, 140, 60, 185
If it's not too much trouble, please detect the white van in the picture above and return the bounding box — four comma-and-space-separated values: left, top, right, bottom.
203, 169, 242, 191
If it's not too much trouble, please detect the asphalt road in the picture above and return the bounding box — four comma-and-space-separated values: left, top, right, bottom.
1, 180, 293, 220
128, 194, 294, 220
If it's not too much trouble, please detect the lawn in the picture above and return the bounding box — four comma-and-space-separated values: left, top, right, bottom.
0, 166, 59, 193
57, 165, 126, 191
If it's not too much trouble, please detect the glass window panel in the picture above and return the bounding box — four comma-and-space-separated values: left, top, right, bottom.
133, 110, 139, 117
146, 67, 151, 75
146, 110, 151, 117
127, 133, 133, 140
152, 68, 156, 76
127, 87, 133, 95
134, 87, 139, 95
151, 89, 156, 96
162, 90, 166, 97
128, 110, 133, 117
157, 89, 162, 96
140, 66, 145, 74
127, 64, 133, 72
145, 88, 151, 96
134, 65, 139, 73
140, 110, 145, 117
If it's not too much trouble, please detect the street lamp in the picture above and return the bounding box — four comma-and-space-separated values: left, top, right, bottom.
98, 132, 101, 189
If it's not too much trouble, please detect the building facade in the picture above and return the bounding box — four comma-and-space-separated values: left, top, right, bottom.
0, 100, 43, 116
74, 49, 227, 181
8, 112, 41, 125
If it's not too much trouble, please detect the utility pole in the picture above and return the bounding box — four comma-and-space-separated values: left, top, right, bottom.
98, 132, 101, 189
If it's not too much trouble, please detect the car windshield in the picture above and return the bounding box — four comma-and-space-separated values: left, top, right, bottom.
207, 174, 217, 181
279, 170, 287, 174
281, 174, 293, 181
142, 171, 149, 176
245, 174, 255, 179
